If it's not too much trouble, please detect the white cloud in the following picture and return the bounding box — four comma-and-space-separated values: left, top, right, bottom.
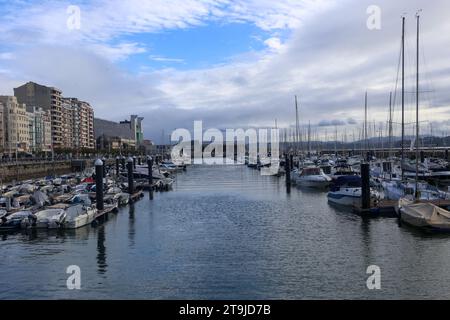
0, 52, 14, 60
149, 55, 185, 63
264, 37, 283, 52
2, 0, 450, 142
0, 0, 335, 60
91, 43, 147, 62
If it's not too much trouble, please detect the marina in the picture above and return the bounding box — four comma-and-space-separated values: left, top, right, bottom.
2, 0, 450, 304
3, 163, 450, 299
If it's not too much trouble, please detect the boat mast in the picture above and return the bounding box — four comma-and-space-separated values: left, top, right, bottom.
388, 92, 393, 158
308, 121, 311, 156
364, 92, 368, 158
295, 95, 300, 156
415, 12, 421, 199
401, 16, 405, 180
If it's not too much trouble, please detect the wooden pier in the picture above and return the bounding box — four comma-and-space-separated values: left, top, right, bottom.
94, 204, 118, 220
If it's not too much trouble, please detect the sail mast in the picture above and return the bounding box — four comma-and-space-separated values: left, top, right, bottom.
364, 92, 368, 158
295, 95, 300, 156
389, 91, 393, 158
415, 12, 421, 199
401, 16, 406, 180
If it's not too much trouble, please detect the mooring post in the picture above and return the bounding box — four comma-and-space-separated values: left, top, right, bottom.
147, 156, 153, 187
285, 154, 291, 193
420, 151, 425, 163
133, 156, 137, 170
361, 163, 371, 211
127, 157, 134, 195
121, 156, 126, 171
116, 156, 120, 176
102, 157, 106, 178
95, 159, 104, 211
147, 156, 154, 200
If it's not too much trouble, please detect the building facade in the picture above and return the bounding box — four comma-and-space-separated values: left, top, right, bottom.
14, 82, 63, 149
120, 115, 144, 146
0, 96, 30, 154
28, 107, 52, 153
94, 115, 144, 151
62, 98, 95, 150
0, 102, 4, 152
14, 82, 95, 153
61, 100, 75, 150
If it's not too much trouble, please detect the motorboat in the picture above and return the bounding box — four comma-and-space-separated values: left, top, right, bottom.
398, 198, 450, 232
0, 210, 34, 231
327, 176, 379, 207
32, 209, 66, 229
382, 179, 450, 201
62, 204, 96, 229
331, 160, 359, 181
294, 166, 332, 188
107, 187, 130, 206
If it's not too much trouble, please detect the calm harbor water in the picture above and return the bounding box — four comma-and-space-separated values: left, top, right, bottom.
2, 164, 450, 300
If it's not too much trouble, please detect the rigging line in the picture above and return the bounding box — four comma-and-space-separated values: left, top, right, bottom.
392, 36, 403, 115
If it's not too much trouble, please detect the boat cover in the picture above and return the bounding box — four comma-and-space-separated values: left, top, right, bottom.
400, 199, 450, 226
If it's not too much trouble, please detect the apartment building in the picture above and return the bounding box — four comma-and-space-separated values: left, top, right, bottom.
0, 96, 30, 154
14, 82, 63, 149
62, 98, 95, 150
61, 100, 74, 149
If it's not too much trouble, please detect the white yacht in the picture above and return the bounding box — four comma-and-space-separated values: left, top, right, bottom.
327, 176, 380, 207
295, 167, 332, 189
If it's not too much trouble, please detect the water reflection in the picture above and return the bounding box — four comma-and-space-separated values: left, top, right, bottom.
128, 203, 135, 248
3, 165, 450, 299
96, 226, 107, 275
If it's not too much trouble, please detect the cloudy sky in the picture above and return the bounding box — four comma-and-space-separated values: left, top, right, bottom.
1, 0, 450, 143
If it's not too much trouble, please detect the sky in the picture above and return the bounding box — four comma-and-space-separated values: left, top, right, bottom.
1, 0, 450, 143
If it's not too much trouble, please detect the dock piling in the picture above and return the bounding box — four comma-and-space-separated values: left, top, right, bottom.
95, 159, 104, 211
285, 154, 291, 193
121, 156, 126, 171
127, 157, 134, 195
148, 156, 154, 200
361, 163, 371, 211
102, 157, 106, 178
